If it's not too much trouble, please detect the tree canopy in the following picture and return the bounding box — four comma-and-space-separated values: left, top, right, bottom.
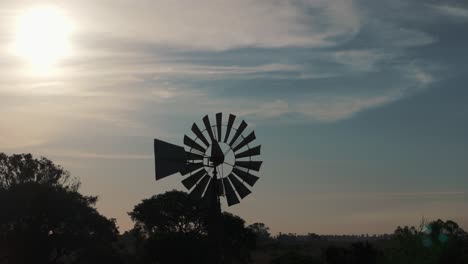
0, 153, 79, 190
0, 153, 119, 264
389, 219, 468, 264
129, 190, 256, 264
129, 190, 207, 236
248, 222, 271, 241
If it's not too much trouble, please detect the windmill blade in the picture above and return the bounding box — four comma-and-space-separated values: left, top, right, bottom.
203, 115, 216, 142
228, 173, 251, 199
181, 169, 206, 190
191, 123, 210, 147
232, 167, 259, 186
184, 135, 206, 153
222, 177, 240, 206
185, 151, 204, 161
232, 131, 256, 152
235, 145, 261, 159
234, 160, 263, 172
217, 178, 224, 196
216, 112, 222, 142
229, 120, 248, 147
224, 114, 236, 143
181, 162, 204, 175
200, 177, 216, 208
154, 139, 187, 180
190, 174, 210, 200
206, 176, 216, 202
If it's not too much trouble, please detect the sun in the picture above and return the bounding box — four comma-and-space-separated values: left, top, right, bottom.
13, 6, 73, 71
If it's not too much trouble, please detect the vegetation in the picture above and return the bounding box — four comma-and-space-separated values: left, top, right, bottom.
1, 153, 467, 264
0, 153, 119, 264
128, 190, 256, 264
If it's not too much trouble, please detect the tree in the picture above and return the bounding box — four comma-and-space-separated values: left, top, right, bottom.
386, 219, 468, 264
248, 222, 271, 241
0, 153, 79, 190
129, 190, 256, 264
0, 153, 119, 264
272, 251, 323, 264
324, 246, 351, 264
222, 212, 257, 263
349, 242, 381, 264
324, 242, 381, 264
129, 190, 207, 236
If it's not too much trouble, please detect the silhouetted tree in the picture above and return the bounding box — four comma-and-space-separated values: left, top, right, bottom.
324, 242, 381, 264
129, 190, 256, 264
306, 233, 321, 241
349, 242, 381, 264
115, 230, 148, 264
0, 153, 119, 264
324, 245, 351, 264
248, 222, 271, 241
277, 232, 299, 242
129, 190, 207, 236
0, 153, 79, 190
222, 212, 257, 263
272, 251, 323, 264
385, 219, 468, 264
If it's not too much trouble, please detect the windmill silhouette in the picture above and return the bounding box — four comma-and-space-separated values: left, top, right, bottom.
154, 113, 263, 263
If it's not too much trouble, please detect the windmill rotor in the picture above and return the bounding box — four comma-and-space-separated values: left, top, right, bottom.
183, 113, 262, 206
154, 113, 263, 207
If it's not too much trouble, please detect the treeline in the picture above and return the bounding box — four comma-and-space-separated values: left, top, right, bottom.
254, 220, 468, 264
274, 233, 393, 242
1, 153, 467, 264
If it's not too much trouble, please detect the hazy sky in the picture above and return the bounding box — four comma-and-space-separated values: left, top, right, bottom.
1, 0, 467, 234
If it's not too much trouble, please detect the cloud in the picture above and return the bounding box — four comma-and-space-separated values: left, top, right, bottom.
147, 63, 302, 77
236, 100, 291, 119
43, 149, 152, 160
332, 50, 392, 72
0, 93, 148, 150
151, 85, 206, 100
365, 20, 436, 48
406, 65, 434, 86
430, 4, 468, 19
295, 94, 398, 122
0, 1, 439, 144
55, 0, 360, 50
165, 90, 401, 123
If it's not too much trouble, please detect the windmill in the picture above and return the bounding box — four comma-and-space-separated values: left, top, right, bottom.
153, 113, 262, 263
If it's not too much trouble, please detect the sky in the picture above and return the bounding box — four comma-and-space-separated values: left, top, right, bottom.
1, 0, 467, 235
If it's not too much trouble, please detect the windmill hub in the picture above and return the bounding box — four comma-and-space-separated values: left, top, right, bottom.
209, 140, 225, 167
204, 142, 234, 175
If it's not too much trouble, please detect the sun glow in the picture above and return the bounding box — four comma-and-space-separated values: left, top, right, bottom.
13, 6, 73, 72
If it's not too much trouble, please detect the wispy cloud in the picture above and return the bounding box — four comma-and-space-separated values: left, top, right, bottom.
165, 89, 402, 123
365, 20, 436, 48
295, 94, 399, 122
332, 50, 393, 72
44, 149, 152, 160
430, 4, 468, 19
0, 0, 440, 150
406, 65, 435, 86
54, 0, 360, 50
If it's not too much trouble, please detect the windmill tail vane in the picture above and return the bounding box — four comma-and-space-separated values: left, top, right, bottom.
153, 113, 262, 207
